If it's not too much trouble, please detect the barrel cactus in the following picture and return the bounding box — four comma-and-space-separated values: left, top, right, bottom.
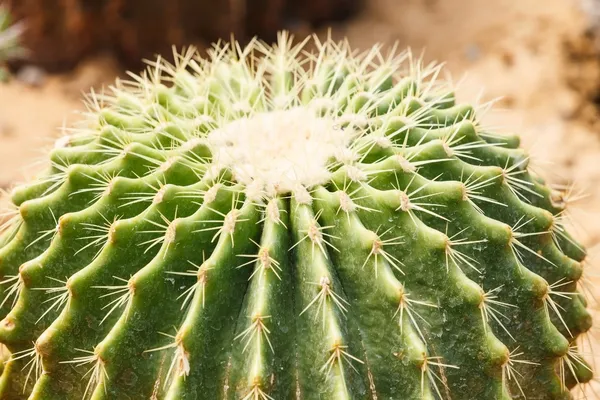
0, 33, 594, 399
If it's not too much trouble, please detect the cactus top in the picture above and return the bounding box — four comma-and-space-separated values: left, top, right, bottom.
208, 106, 349, 196
0, 33, 594, 399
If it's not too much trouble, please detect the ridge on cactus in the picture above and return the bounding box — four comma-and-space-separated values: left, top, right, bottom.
0, 32, 595, 399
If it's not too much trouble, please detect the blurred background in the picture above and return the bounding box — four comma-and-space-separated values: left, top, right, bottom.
1, 0, 600, 393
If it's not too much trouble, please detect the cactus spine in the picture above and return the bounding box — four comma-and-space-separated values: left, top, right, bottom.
0, 33, 594, 399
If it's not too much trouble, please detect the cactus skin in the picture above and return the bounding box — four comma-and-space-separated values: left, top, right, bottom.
0, 33, 594, 399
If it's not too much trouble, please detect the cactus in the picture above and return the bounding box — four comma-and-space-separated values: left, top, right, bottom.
0, 4, 23, 80
0, 33, 595, 399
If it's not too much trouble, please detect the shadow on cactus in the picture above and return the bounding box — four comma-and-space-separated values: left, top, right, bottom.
0, 33, 595, 399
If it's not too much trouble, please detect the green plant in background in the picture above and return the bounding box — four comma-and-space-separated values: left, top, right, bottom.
0, 4, 23, 81
0, 33, 594, 399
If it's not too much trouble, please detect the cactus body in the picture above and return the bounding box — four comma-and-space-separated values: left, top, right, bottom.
0, 34, 594, 399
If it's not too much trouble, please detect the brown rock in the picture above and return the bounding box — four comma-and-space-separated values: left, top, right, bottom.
6, 0, 362, 72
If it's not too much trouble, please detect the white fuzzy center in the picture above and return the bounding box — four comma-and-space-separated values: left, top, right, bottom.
208, 107, 349, 194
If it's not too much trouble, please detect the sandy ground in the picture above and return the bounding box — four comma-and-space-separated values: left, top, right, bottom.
2, 0, 600, 395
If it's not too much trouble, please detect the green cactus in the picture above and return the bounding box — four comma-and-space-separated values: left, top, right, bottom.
0, 33, 594, 399
0, 4, 27, 82
0, 4, 24, 81
0, 6, 22, 54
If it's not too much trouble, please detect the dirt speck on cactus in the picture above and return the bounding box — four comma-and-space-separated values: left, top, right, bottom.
0, 32, 594, 399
